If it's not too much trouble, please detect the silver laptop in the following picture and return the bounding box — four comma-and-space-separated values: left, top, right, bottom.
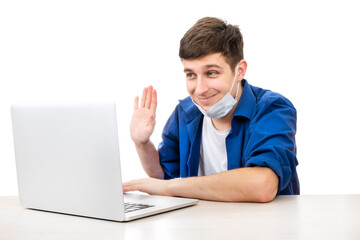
11, 102, 198, 222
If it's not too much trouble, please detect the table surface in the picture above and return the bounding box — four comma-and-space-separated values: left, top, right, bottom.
1, 195, 360, 240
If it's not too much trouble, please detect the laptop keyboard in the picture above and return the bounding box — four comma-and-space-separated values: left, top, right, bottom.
124, 202, 155, 213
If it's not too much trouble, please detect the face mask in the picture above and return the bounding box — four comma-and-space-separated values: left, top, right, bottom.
192, 66, 240, 119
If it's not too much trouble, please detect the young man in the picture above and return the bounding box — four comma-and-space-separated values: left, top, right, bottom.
124, 17, 299, 202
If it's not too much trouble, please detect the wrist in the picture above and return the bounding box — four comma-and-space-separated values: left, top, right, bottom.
168, 178, 190, 198
167, 178, 179, 197
133, 140, 151, 149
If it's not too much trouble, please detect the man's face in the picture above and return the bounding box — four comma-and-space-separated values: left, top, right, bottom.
183, 53, 238, 112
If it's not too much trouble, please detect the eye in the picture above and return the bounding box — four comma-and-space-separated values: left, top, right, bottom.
207, 71, 217, 77
186, 72, 196, 79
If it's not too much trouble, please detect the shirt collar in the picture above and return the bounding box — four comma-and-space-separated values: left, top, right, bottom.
178, 97, 202, 123
178, 79, 256, 122
233, 79, 256, 120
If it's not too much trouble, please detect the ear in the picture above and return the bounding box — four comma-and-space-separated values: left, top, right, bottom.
235, 59, 247, 82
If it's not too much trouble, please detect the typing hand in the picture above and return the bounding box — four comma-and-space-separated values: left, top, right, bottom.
130, 86, 157, 145
123, 178, 174, 197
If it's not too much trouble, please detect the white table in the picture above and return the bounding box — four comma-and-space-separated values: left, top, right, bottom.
1, 195, 360, 240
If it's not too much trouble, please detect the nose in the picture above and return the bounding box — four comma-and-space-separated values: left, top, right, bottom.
195, 76, 209, 96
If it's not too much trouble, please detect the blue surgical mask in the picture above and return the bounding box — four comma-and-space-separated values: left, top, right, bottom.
192, 67, 241, 119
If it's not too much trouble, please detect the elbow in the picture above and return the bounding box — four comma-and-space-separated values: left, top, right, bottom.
253, 169, 279, 203
254, 187, 277, 203
148, 170, 165, 180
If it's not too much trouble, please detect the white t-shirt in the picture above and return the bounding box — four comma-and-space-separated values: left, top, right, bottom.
198, 116, 230, 176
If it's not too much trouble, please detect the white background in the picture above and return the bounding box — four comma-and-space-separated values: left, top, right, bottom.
1, 0, 359, 195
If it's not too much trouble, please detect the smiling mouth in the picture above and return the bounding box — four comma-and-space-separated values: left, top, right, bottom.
196, 94, 216, 105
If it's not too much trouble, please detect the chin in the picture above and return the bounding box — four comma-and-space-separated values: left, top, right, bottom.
201, 106, 211, 112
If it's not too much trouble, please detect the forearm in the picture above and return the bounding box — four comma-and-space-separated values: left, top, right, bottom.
134, 141, 164, 179
169, 167, 279, 202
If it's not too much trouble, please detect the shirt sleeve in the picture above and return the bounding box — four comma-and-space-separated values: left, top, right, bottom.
158, 107, 181, 179
244, 94, 298, 194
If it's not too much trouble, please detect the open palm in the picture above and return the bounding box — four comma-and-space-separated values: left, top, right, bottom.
130, 86, 157, 144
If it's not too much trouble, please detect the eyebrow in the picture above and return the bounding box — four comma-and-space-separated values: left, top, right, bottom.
183, 64, 223, 72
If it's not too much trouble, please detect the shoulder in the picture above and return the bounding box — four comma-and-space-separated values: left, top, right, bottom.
251, 85, 296, 114
243, 82, 297, 129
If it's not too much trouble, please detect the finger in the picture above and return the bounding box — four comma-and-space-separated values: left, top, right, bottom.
123, 179, 145, 187
123, 179, 146, 192
145, 85, 153, 109
123, 185, 135, 193
123, 181, 137, 192
140, 87, 147, 108
150, 89, 157, 116
134, 96, 139, 111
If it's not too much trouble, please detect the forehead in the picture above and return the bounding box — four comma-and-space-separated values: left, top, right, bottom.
182, 53, 231, 71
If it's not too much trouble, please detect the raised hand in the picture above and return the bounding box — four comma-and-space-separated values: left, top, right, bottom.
130, 85, 157, 145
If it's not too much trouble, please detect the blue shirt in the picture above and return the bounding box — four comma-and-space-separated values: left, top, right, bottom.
158, 80, 300, 195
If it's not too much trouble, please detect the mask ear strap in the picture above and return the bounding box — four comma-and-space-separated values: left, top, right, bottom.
234, 81, 241, 99
229, 64, 240, 96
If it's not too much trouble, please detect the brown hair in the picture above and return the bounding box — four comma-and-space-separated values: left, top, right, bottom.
179, 17, 244, 71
